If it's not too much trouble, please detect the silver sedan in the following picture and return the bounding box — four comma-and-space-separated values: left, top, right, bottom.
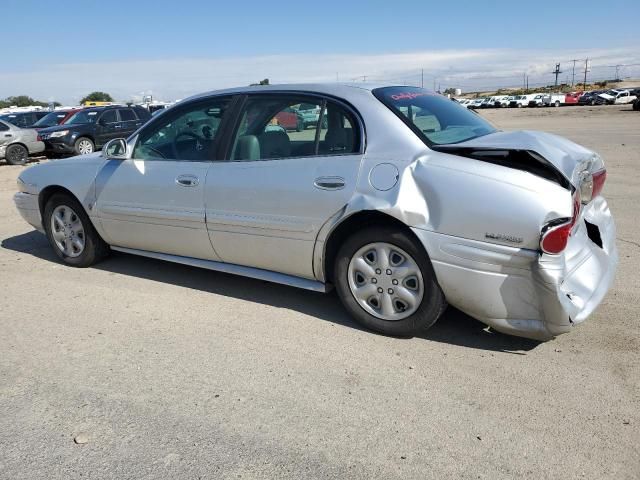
13, 84, 617, 340
0, 120, 44, 165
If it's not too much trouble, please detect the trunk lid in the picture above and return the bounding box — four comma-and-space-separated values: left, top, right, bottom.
436, 130, 599, 188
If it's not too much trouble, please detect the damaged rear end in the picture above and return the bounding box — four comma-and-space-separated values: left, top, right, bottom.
433, 131, 618, 339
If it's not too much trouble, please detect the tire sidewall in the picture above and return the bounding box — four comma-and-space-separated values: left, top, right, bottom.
334, 226, 444, 336
44, 194, 103, 267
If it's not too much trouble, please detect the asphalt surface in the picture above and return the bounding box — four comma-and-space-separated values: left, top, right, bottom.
1, 105, 638, 479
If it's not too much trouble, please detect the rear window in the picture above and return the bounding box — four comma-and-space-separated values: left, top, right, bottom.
373, 87, 496, 145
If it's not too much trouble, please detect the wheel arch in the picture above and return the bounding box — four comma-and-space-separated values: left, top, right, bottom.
322, 209, 426, 284
39, 185, 83, 217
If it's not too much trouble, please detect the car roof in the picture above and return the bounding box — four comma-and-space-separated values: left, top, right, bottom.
183, 83, 416, 104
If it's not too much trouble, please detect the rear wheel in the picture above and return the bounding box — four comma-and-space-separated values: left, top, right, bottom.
44, 193, 109, 267
5, 144, 28, 165
554, 100, 560, 107
74, 137, 94, 155
334, 227, 445, 336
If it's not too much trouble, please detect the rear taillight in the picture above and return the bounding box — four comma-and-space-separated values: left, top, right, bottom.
540, 190, 581, 255
37, 134, 42, 141
579, 168, 606, 204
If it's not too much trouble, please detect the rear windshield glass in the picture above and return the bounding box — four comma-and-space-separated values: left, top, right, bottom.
373, 87, 496, 145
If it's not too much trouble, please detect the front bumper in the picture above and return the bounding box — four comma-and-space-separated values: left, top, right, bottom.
14, 192, 44, 233
411, 197, 617, 340
43, 138, 75, 154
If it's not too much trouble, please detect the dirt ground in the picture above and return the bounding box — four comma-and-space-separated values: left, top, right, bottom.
0, 105, 638, 479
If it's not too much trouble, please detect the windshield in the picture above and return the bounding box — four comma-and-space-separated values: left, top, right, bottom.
65, 110, 99, 125
373, 87, 497, 145
33, 111, 68, 128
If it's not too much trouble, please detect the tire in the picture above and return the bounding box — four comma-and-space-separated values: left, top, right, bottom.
633, 101, 640, 111
296, 119, 304, 132
554, 101, 560, 107
74, 137, 94, 155
44, 193, 109, 267
4, 144, 28, 165
334, 226, 445, 336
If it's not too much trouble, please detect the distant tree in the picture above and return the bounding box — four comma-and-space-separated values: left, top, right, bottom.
0, 95, 60, 108
250, 78, 270, 86
80, 91, 114, 104
443, 88, 457, 95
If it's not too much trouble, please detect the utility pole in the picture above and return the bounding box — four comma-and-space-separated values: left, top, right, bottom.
551, 63, 562, 87
570, 59, 578, 86
583, 58, 590, 89
615, 64, 622, 81
421, 69, 424, 88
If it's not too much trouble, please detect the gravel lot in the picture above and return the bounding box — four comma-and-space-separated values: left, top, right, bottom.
1, 105, 638, 479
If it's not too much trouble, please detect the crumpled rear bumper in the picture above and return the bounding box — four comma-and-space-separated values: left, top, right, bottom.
411, 197, 617, 340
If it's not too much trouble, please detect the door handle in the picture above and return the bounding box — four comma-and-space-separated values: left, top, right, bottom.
314, 176, 345, 190
176, 174, 199, 187
114, 124, 122, 129
4, 134, 11, 138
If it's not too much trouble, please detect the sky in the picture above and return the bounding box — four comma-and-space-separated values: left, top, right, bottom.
1, 0, 639, 104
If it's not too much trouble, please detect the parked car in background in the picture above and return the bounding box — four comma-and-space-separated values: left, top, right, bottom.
509, 94, 536, 107
494, 96, 511, 108
596, 89, 637, 105
38, 105, 151, 156
468, 98, 484, 109
32, 109, 81, 130
543, 94, 566, 107
13, 84, 617, 341
274, 106, 305, 131
528, 94, 546, 107
0, 120, 44, 165
297, 103, 328, 128
578, 91, 604, 106
564, 92, 584, 105
0, 111, 49, 129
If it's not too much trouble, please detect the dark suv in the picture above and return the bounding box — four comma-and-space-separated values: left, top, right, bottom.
38, 105, 151, 156
0, 110, 49, 128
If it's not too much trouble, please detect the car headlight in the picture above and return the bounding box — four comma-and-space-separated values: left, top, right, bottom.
50, 130, 69, 138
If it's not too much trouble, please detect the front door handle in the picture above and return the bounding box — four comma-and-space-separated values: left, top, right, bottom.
4, 134, 11, 138
314, 176, 345, 190
176, 174, 199, 187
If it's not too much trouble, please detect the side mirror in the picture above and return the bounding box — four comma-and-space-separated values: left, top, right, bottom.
102, 138, 128, 159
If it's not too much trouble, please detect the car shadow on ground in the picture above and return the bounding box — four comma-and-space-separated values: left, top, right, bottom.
2, 230, 541, 353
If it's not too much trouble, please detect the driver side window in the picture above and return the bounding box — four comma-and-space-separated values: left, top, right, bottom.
133, 97, 231, 161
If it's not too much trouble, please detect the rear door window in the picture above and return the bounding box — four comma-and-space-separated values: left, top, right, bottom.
229, 95, 359, 161
118, 109, 136, 122
100, 110, 119, 124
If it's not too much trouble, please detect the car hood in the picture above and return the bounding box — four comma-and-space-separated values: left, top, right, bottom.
438, 130, 597, 187
38, 124, 85, 133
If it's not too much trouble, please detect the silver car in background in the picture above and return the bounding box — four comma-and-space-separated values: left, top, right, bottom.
0, 120, 44, 165
13, 84, 617, 340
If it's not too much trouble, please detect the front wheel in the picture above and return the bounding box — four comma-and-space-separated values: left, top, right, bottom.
44, 193, 109, 267
334, 227, 445, 336
74, 137, 94, 155
4, 144, 28, 165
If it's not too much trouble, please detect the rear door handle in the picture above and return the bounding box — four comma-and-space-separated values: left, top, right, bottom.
176, 174, 199, 187
314, 176, 345, 190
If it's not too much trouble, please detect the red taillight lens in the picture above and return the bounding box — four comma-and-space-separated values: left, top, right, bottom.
37, 134, 42, 141
540, 190, 581, 255
591, 169, 606, 199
